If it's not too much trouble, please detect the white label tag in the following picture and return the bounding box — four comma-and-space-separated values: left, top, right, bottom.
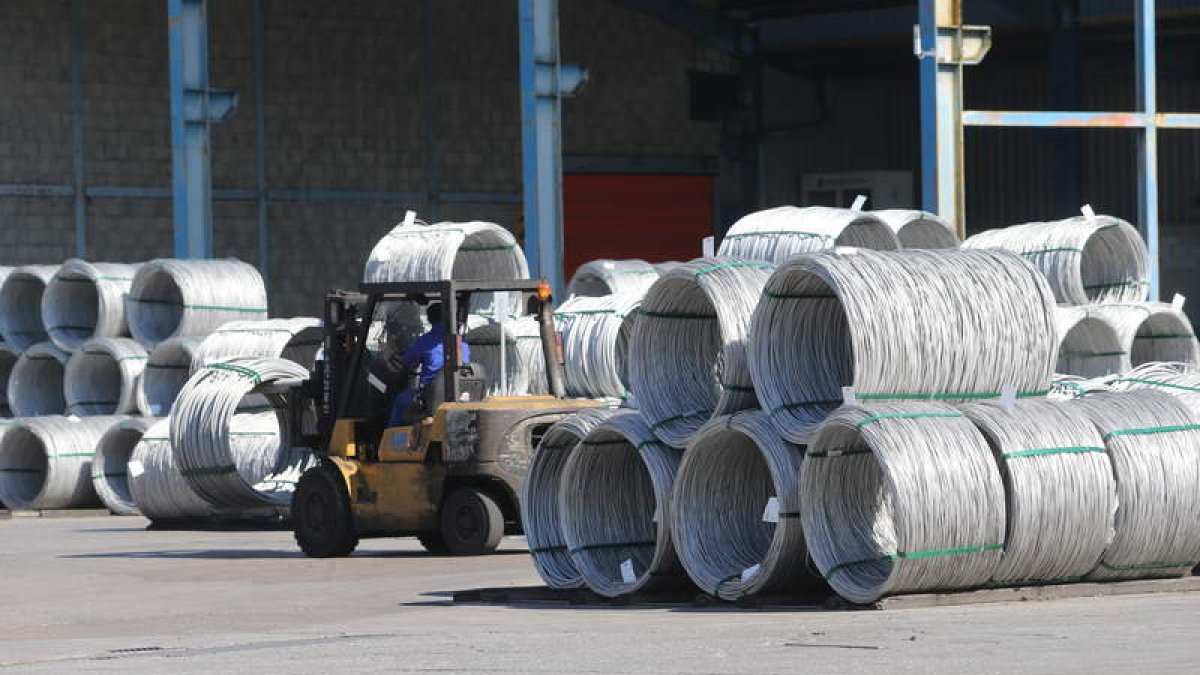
67, 415, 81, 423
402, 210, 417, 227
761, 497, 780, 523
1080, 204, 1096, 221
367, 372, 386, 393
850, 194, 868, 211
999, 384, 1017, 411
620, 558, 636, 584
702, 236, 715, 258
1173, 293, 1186, 312
128, 460, 145, 478
842, 386, 857, 406
741, 564, 761, 582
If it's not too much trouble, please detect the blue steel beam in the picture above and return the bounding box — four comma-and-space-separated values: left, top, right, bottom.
519, 0, 586, 297
1135, 0, 1160, 301
167, 0, 237, 259
919, 1, 966, 236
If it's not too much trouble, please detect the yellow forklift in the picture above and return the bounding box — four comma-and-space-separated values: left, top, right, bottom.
290, 279, 599, 557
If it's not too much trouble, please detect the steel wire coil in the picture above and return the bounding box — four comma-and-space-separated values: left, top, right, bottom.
567, 259, 659, 298
1111, 361, 1200, 416
750, 248, 1058, 444
126, 259, 268, 347
170, 357, 315, 508
128, 417, 213, 522
871, 209, 959, 249
1084, 302, 1199, 367
92, 416, 157, 516
558, 411, 688, 597
522, 407, 620, 589
963, 214, 1149, 304
556, 295, 640, 399
464, 317, 547, 396
959, 399, 1116, 585
628, 258, 774, 448
136, 336, 204, 416
8, 341, 70, 416
191, 317, 323, 372
1074, 389, 1200, 580
0, 265, 59, 350
800, 402, 1006, 604
717, 206, 900, 264
0, 414, 128, 510
0, 343, 19, 417
41, 259, 139, 352
64, 337, 148, 415
670, 410, 812, 600
614, 304, 639, 395
1054, 306, 1127, 378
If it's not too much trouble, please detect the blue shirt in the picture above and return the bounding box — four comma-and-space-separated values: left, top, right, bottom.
400, 328, 471, 389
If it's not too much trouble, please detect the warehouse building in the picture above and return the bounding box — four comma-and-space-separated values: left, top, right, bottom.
0, 0, 1196, 318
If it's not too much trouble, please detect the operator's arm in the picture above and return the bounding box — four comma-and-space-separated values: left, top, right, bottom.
397, 332, 432, 372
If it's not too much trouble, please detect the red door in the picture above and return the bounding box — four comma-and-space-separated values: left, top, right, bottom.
562, 174, 714, 279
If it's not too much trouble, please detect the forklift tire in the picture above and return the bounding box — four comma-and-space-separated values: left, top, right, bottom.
417, 532, 450, 555
438, 488, 504, 556
292, 465, 359, 558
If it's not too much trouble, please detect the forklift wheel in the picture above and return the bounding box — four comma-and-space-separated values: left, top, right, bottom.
292, 465, 359, 558
439, 488, 504, 556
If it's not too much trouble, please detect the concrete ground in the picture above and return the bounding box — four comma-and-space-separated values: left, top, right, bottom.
1, 515, 1197, 674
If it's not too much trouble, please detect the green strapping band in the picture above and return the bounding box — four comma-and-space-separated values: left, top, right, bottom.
722, 230, 833, 241
762, 289, 836, 300
1117, 377, 1200, 394
48, 325, 94, 332
50, 452, 94, 459
855, 412, 963, 429
146, 363, 190, 370
1058, 350, 1127, 358
207, 362, 262, 383
695, 260, 775, 276
130, 297, 268, 313
1104, 424, 1200, 440
568, 540, 656, 555
823, 543, 1003, 580
229, 431, 278, 437
767, 399, 843, 417
1099, 560, 1198, 571
529, 545, 568, 554
1139, 334, 1196, 340
1020, 247, 1082, 256
180, 464, 237, 478
1003, 446, 1105, 459
579, 439, 631, 448
650, 411, 709, 431
639, 310, 717, 320
0, 468, 42, 473
806, 446, 872, 459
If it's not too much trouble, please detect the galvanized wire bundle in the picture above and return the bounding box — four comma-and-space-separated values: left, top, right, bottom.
128, 417, 213, 522
191, 317, 323, 372
1111, 361, 1200, 417
671, 410, 811, 600
41, 259, 139, 352
522, 407, 620, 589
1054, 306, 1126, 378
92, 416, 157, 516
750, 248, 1058, 444
567, 259, 659, 298
136, 336, 204, 416
871, 210, 959, 249
0, 415, 127, 510
170, 357, 314, 508
717, 206, 900, 264
800, 403, 1006, 604
1085, 302, 1200, 367
0, 265, 58, 350
558, 411, 687, 597
959, 399, 1116, 585
614, 304, 639, 395
8, 342, 70, 417
1074, 390, 1200, 580
64, 338, 148, 416
963, 214, 1149, 304
126, 259, 269, 347
0, 343, 19, 417
629, 258, 774, 448
464, 317, 547, 396
556, 295, 639, 399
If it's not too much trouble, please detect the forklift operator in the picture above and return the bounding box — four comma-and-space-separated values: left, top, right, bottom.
387, 302, 471, 426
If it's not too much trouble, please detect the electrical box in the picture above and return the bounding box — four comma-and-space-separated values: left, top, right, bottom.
800, 171, 914, 209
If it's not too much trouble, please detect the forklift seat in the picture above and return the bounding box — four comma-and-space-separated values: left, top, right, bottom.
422, 363, 488, 412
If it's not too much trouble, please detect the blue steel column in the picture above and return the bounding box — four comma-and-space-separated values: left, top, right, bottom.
1135, 0, 1160, 300
70, 0, 86, 257
168, 0, 237, 259
918, 0, 964, 237
519, 0, 585, 297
